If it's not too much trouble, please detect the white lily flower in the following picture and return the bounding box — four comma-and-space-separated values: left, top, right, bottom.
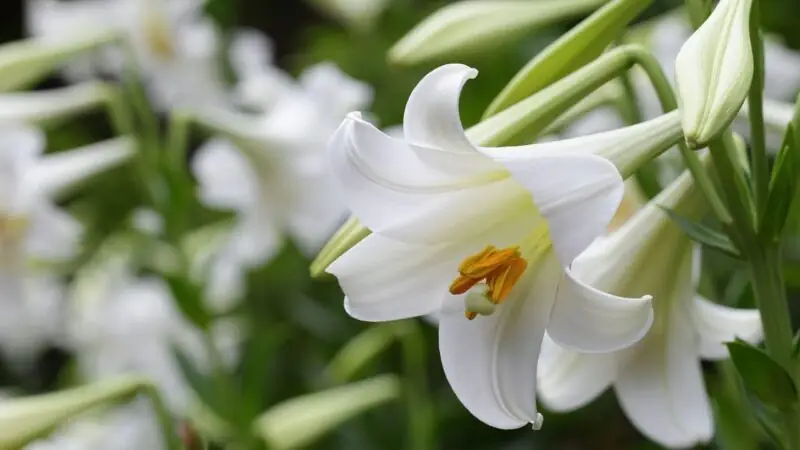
537, 170, 763, 448
0, 126, 133, 367
66, 251, 241, 413
193, 62, 372, 274
326, 64, 688, 428
26, 0, 228, 111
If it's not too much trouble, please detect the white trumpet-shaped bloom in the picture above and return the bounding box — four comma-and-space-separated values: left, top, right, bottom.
26, 0, 228, 110
193, 61, 372, 295
537, 170, 763, 448
326, 64, 691, 428
0, 126, 133, 367
674, 0, 755, 147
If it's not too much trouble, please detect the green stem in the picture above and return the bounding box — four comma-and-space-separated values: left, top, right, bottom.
747, 245, 800, 449
393, 321, 435, 450
686, 0, 712, 28
708, 133, 757, 246
749, 0, 769, 222
142, 384, 182, 450
102, 87, 135, 137
165, 112, 193, 241
631, 48, 733, 225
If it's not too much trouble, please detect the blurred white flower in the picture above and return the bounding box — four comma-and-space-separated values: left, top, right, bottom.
26, 0, 228, 110
323, 64, 694, 429
25, 400, 162, 450
0, 126, 133, 367
193, 60, 373, 279
229, 30, 295, 113
66, 254, 240, 413
537, 170, 763, 449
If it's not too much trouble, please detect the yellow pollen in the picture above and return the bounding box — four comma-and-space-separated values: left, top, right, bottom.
0, 216, 28, 241
142, 3, 176, 59
449, 245, 528, 320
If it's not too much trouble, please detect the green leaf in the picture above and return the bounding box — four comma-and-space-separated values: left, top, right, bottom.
483, 0, 655, 117
661, 207, 741, 258
727, 340, 799, 410
762, 124, 800, 240
793, 330, 800, 360
164, 274, 213, 331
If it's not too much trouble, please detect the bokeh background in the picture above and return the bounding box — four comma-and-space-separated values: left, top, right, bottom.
2, 0, 800, 448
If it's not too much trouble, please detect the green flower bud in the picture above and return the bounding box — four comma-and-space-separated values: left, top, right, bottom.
254, 374, 400, 450
675, 0, 754, 148
389, 0, 607, 66
0, 377, 146, 448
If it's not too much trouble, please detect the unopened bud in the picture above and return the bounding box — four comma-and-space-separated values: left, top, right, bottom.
675, 0, 754, 148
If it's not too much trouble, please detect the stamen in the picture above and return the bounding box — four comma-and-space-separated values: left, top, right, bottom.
450, 245, 527, 320
142, 2, 176, 59
486, 257, 527, 304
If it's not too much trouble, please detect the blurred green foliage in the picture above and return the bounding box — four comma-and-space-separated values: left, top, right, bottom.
3, 0, 800, 448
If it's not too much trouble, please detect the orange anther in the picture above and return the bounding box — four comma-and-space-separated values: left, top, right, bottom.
486, 257, 528, 304
449, 245, 528, 319
449, 274, 481, 295
458, 246, 522, 279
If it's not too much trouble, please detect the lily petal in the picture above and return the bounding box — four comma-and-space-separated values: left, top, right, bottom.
329, 234, 462, 322
615, 313, 713, 448
438, 253, 560, 428
29, 137, 135, 200
537, 335, 616, 412
192, 138, 259, 213
403, 64, 478, 155
25, 202, 82, 262
476, 151, 623, 265
692, 295, 762, 360
328, 113, 535, 244
548, 266, 653, 353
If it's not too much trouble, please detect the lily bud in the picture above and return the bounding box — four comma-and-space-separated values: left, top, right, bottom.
0, 376, 146, 449
389, 0, 606, 66
254, 374, 400, 450
675, 0, 754, 148
0, 30, 119, 92
0, 82, 117, 126
307, 0, 393, 31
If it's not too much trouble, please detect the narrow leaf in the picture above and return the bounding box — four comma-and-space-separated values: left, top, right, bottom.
661, 207, 741, 258
164, 275, 213, 331
727, 340, 798, 410
762, 124, 800, 240
484, 0, 655, 117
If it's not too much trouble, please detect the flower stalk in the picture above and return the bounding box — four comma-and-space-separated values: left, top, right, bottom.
748, 0, 769, 220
